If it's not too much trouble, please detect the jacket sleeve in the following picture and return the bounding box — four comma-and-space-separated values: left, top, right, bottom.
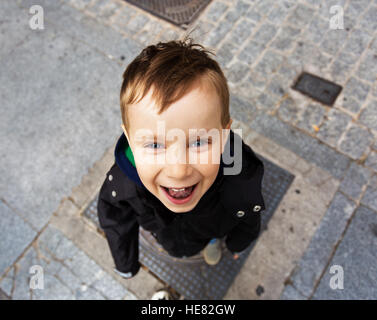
225, 211, 261, 254
97, 178, 140, 277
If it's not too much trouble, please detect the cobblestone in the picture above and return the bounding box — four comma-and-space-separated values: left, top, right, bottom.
343, 77, 371, 105
339, 162, 372, 200
238, 40, 266, 65
229, 95, 259, 124
345, 0, 371, 19
228, 18, 256, 47
205, 1, 229, 23
252, 23, 278, 44
137, 19, 165, 45
110, 3, 138, 30
358, 100, 377, 131
360, 174, 377, 212
86, 0, 122, 19
266, 1, 295, 24
254, 50, 285, 74
286, 3, 316, 28
271, 25, 301, 52
365, 151, 377, 172
125, 14, 151, 36
316, 108, 352, 148
301, 15, 328, 44
289, 42, 332, 70
255, 92, 278, 112
224, 0, 251, 23
266, 75, 289, 97
338, 124, 374, 160
277, 97, 303, 124
357, 50, 377, 83
343, 28, 372, 56
245, 7, 262, 23
204, 18, 234, 48
66, 0, 92, 10
217, 40, 240, 67
295, 103, 326, 134
358, 5, 377, 33
225, 60, 250, 83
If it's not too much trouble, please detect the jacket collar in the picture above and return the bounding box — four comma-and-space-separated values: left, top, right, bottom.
114, 132, 145, 188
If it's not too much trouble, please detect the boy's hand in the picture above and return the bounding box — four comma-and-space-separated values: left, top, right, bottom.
232, 253, 239, 260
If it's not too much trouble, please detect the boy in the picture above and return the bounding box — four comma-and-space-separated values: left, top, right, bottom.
97, 36, 266, 279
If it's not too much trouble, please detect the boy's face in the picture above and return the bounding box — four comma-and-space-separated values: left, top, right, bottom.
122, 78, 232, 213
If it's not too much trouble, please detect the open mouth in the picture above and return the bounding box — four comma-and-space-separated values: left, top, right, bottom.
160, 183, 199, 203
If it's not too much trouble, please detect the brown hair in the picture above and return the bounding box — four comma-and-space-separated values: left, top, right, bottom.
120, 34, 230, 132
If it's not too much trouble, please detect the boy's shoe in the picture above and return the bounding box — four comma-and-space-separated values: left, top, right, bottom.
151, 287, 181, 300
202, 238, 222, 265
151, 289, 171, 300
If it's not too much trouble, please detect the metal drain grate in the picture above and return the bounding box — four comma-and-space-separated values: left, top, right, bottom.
124, 0, 212, 29
84, 154, 294, 299
292, 72, 342, 106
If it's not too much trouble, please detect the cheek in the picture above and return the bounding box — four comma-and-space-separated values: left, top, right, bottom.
134, 164, 158, 185
196, 163, 220, 180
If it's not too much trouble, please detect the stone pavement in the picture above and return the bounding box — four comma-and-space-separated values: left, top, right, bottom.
0, 0, 376, 299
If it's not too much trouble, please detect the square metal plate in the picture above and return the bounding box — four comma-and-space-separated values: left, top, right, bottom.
124, 0, 212, 30
292, 72, 342, 106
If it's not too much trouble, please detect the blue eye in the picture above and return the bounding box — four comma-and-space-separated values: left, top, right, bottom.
145, 142, 163, 149
191, 139, 209, 148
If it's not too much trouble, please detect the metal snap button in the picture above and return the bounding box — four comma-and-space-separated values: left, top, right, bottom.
236, 210, 245, 217
108, 174, 113, 181
253, 205, 261, 212
112, 190, 116, 197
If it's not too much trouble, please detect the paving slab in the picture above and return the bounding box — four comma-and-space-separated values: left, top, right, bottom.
311, 205, 377, 299
0, 224, 137, 300
0, 200, 37, 277
280, 191, 357, 298
0, 1, 142, 231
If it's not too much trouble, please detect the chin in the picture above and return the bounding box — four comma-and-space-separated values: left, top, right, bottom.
165, 202, 198, 213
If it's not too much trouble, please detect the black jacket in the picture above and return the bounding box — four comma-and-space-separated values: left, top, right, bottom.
97, 129, 266, 277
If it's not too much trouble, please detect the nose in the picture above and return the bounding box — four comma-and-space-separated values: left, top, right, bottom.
165, 162, 193, 180
165, 144, 193, 179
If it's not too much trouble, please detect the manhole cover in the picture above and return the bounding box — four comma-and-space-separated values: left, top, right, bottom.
124, 0, 212, 29
292, 72, 342, 106
83, 154, 294, 300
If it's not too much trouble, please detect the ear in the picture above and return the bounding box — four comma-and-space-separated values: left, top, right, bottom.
121, 123, 131, 145
225, 118, 233, 130
221, 118, 233, 154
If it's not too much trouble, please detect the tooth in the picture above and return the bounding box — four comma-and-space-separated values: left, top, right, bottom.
171, 188, 185, 192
